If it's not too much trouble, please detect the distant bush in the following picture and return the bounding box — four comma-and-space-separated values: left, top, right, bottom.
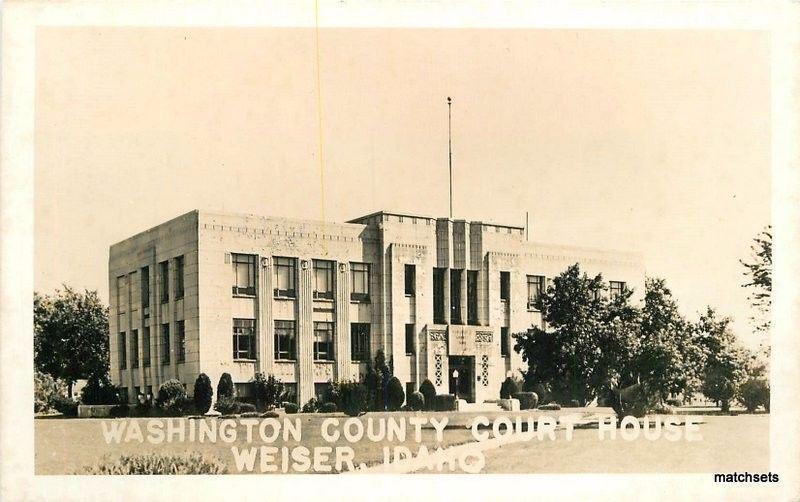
110, 404, 130, 418
193, 374, 213, 414
649, 402, 674, 415
513, 392, 539, 410
302, 398, 318, 413
82, 453, 228, 475
254, 373, 284, 411
408, 391, 425, 411
419, 380, 436, 411
387, 377, 405, 411
214, 396, 239, 415
500, 377, 519, 399
284, 402, 299, 414
434, 394, 457, 411
338, 381, 368, 417
217, 373, 234, 399
80, 375, 121, 405
539, 403, 561, 411
50, 394, 78, 417
738, 377, 770, 413
319, 402, 337, 413
666, 398, 682, 407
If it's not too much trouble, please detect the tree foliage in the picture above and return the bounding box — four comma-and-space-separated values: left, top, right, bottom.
193, 373, 213, 414
34, 287, 109, 396
740, 225, 772, 335
695, 308, 749, 411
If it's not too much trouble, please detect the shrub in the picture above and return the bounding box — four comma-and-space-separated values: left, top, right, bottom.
260, 411, 280, 418
500, 377, 520, 399
650, 402, 674, 415
434, 394, 457, 411
738, 377, 770, 413
302, 398, 318, 413
319, 402, 337, 413
408, 391, 425, 411
238, 402, 257, 413
386, 377, 405, 411
214, 396, 239, 415
254, 373, 284, 410
80, 375, 121, 405
539, 403, 561, 411
322, 382, 341, 409
193, 374, 213, 414
419, 380, 436, 411
133, 399, 154, 417
157, 380, 186, 407
338, 380, 368, 417
82, 452, 228, 475
513, 392, 539, 410
50, 394, 78, 417
110, 404, 130, 418
241, 411, 260, 418
284, 402, 299, 414
35, 371, 67, 413
666, 398, 682, 407
217, 373, 234, 399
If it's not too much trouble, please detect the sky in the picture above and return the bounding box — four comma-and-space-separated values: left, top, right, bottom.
34, 27, 770, 348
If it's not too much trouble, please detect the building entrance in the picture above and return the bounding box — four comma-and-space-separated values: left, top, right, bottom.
448, 355, 475, 403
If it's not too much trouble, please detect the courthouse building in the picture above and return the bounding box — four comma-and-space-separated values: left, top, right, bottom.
108, 209, 644, 406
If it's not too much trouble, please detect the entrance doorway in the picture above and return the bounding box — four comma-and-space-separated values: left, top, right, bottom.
448, 356, 475, 403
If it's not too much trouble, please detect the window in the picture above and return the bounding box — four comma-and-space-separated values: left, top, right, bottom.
232, 254, 256, 296
501, 327, 509, 358
141, 266, 150, 318
233, 318, 256, 360
500, 271, 510, 302
450, 269, 463, 324
405, 324, 415, 355
350, 323, 370, 362
467, 270, 478, 325
313, 260, 334, 299
131, 329, 139, 368
350, 263, 370, 302
610, 281, 627, 300
161, 323, 170, 364
177, 320, 186, 362
274, 320, 296, 360
273, 257, 296, 298
142, 327, 151, 367
527, 275, 545, 310
174, 255, 185, 299
119, 332, 127, 369
313, 321, 334, 361
159, 261, 169, 303
404, 264, 416, 296
433, 268, 446, 324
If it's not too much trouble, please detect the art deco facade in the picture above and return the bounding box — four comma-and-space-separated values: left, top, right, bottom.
108, 210, 644, 406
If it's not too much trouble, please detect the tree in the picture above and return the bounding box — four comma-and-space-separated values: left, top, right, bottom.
363, 350, 392, 411
193, 374, 213, 414
695, 308, 748, 411
253, 373, 284, 410
34, 287, 109, 397
217, 373, 234, 399
740, 226, 772, 335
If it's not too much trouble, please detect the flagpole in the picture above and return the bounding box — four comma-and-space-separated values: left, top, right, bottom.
448, 97, 452, 219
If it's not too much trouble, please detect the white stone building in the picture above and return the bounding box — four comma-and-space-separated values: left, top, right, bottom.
108, 209, 644, 406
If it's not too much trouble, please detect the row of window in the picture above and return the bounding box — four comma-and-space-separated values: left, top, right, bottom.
232, 254, 379, 302
118, 321, 185, 370
117, 256, 185, 320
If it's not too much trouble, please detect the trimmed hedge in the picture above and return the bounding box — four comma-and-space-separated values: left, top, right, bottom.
110, 404, 130, 418
434, 394, 457, 411
193, 374, 213, 414
284, 402, 299, 414
387, 377, 405, 411
214, 396, 239, 415
539, 403, 561, 411
217, 373, 234, 399
319, 402, 337, 413
408, 391, 425, 411
50, 395, 78, 417
419, 380, 436, 411
513, 392, 539, 410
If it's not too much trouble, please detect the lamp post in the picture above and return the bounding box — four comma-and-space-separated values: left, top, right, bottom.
453, 369, 460, 400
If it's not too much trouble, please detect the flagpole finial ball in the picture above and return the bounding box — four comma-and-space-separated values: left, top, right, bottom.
447, 97, 451, 103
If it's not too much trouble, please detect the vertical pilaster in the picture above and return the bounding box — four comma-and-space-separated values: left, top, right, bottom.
257, 255, 275, 375
136, 272, 146, 397
169, 259, 178, 380
443, 268, 451, 324
335, 262, 351, 381
126, 274, 135, 402
296, 259, 314, 405
151, 258, 162, 388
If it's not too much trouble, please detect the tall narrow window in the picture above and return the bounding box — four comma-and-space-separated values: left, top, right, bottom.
119, 332, 127, 369
501, 327, 509, 358
527, 275, 545, 310
141, 266, 150, 318
233, 318, 256, 360
174, 255, 185, 299
500, 271, 510, 302
404, 264, 416, 296
131, 329, 139, 368
405, 324, 415, 355
450, 269, 463, 324
313, 260, 334, 299
350, 263, 370, 302
232, 253, 256, 296
273, 257, 296, 298
274, 320, 296, 360
177, 320, 186, 362
313, 321, 334, 361
142, 326, 151, 367
159, 261, 169, 303
117, 276, 127, 313
610, 281, 627, 300
161, 323, 170, 364
467, 270, 478, 325
433, 268, 446, 324
350, 323, 370, 362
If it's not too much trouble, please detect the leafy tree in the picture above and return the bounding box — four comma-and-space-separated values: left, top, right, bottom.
695, 308, 748, 411
34, 287, 109, 397
253, 373, 284, 410
740, 225, 772, 335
